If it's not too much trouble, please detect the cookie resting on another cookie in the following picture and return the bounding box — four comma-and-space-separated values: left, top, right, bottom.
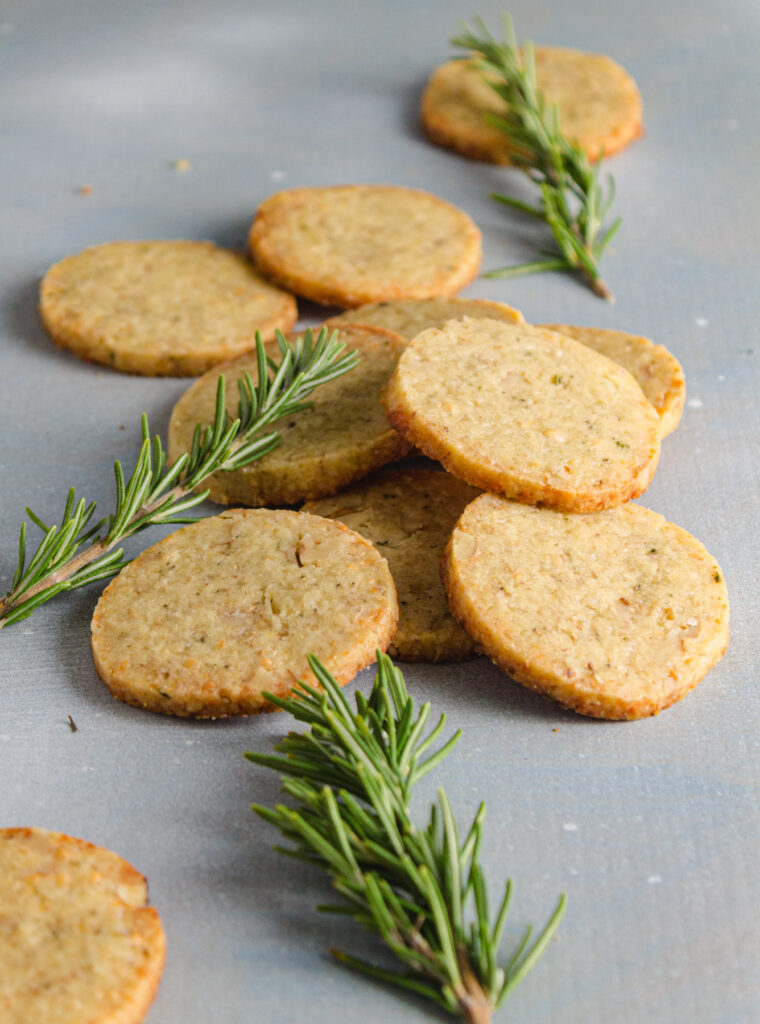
382, 318, 661, 512
442, 494, 729, 720
168, 324, 411, 507
540, 324, 685, 438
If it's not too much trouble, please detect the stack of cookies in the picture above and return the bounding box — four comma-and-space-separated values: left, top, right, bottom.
160, 284, 726, 722
39, 182, 727, 722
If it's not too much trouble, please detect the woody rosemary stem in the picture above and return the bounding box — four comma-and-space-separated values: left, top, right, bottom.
458, 970, 493, 1024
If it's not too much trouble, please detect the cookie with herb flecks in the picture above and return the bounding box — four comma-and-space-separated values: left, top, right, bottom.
540, 324, 685, 437
39, 240, 297, 376
91, 508, 398, 717
382, 318, 661, 512
305, 468, 481, 662
422, 48, 643, 164
442, 494, 729, 720
328, 296, 523, 340
248, 185, 482, 308
0, 827, 165, 1024
168, 323, 410, 507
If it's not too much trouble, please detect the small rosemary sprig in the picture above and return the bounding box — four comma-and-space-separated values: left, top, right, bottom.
247, 653, 565, 1024
0, 328, 358, 629
452, 15, 621, 300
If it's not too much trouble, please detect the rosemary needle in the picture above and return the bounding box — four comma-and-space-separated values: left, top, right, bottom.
248, 653, 566, 1024
452, 15, 621, 300
0, 328, 358, 629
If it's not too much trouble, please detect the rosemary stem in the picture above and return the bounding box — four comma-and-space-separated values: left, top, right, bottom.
452, 16, 620, 299
0, 475, 192, 617
0, 538, 111, 618
585, 268, 613, 301
250, 654, 565, 1021
0, 328, 359, 629
461, 999, 492, 1024
457, 965, 493, 1024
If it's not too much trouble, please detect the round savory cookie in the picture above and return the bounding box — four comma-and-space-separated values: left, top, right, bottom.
39, 240, 297, 376
328, 296, 524, 340
304, 468, 481, 662
168, 323, 411, 507
0, 827, 165, 1024
422, 48, 643, 164
442, 494, 729, 720
91, 509, 398, 717
248, 185, 482, 308
540, 324, 685, 437
382, 318, 661, 512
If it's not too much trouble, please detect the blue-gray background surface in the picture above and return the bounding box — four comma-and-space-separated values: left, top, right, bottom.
1, 1, 758, 1021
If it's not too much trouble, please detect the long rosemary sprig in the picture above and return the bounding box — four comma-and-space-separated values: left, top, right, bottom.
247, 653, 565, 1024
0, 328, 358, 629
452, 15, 621, 299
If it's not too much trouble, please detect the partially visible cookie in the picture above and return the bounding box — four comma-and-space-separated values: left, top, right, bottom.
328, 296, 524, 340
422, 49, 643, 164
91, 509, 398, 717
305, 468, 480, 662
168, 323, 411, 507
248, 185, 482, 308
39, 240, 297, 376
540, 325, 685, 437
382, 318, 661, 512
0, 827, 165, 1024
442, 494, 729, 720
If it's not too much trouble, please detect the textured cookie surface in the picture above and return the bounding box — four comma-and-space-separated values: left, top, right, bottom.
39, 240, 297, 376
382, 319, 661, 512
328, 296, 524, 340
91, 509, 398, 717
248, 185, 482, 307
422, 48, 643, 164
442, 495, 729, 720
0, 827, 165, 1024
305, 469, 480, 662
541, 324, 685, 437
168, 324, 410, 507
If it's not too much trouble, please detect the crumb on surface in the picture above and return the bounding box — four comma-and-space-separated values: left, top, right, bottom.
171, 158, 191, 172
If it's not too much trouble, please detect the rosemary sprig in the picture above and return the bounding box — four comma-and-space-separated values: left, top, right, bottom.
247, 653, 565, 1023
452, 15, 621, 300
0, 328, 358, 629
